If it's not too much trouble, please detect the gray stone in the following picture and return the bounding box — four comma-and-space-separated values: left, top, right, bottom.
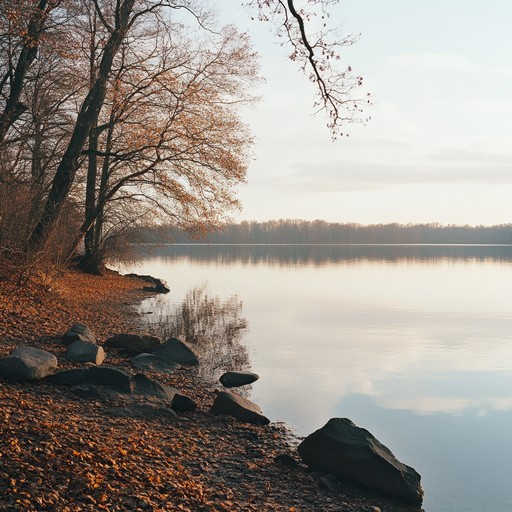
210, 390, 270, 425
171, 392, 197, 413
297, 418, 424, 505
219, 370, 259, 388
0, 347, 57, 381
109, 403, 177, 419
130, 353, 180, 373
124, 273, 170, 293
62, 323, 96, 345
152, 337, 201, 366
46, 368, 89, 386
132, 373, 173, 400
104, 333, 161, 355
66, 340, 105, 365
86, 366, 133, 393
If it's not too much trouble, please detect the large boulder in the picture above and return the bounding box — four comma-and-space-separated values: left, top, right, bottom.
132, 373, 174, 400
130, 353, 180, 373
0, 347, 57, 381
61, 323, 96, 345
46, 368, 89, 386
210, 390, 270, 425
152, 337, 201, 366
297, 418, 424, 505
86, 366, 133, 393
66, 340, 105, 365
219, 370, 259, 388
104, 333, 161, 355
109, 403, 177, 420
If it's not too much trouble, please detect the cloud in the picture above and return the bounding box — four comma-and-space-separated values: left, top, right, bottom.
279, 144, 512, 192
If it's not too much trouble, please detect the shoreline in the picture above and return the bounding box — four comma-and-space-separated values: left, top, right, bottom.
0, 267, 422, 511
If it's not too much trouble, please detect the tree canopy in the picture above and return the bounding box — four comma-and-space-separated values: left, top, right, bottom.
0, 0, 367, 274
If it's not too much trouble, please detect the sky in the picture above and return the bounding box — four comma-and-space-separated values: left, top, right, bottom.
216, 0, 512, 226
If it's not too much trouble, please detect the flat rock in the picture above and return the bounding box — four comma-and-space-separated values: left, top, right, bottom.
104, 333, 161, 355
46, 368, 89, 386
130, 353, 180, 373
62, 323, 96, 345
124, 273, 170, 293
210, 390, 270, 425
297, 418, 424, 505
152, 337, 201, 366
109, 403, 177, 419
220, 370, 259, 388
0, 347, 58, 381
66, 340, 105, 365
132, 373, 174, 400
86, 366, 133, 393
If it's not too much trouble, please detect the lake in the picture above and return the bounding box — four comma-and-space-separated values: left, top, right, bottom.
122, 244, 512, 512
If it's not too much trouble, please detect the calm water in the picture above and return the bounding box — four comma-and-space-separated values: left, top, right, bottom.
123, 244, 512, 512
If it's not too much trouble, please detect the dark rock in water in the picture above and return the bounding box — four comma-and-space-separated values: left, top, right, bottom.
62, 323, 97, 345
124, 273, 170, 293
219, 370, 259, 388
0, 347, 57, 381
297, 418, 424, 505
132, 373, 173, 400
152, 337, 201, 366
86, 366, 133, 393
46, 368, 89, 386
104, 333, 161, 355
66, 340, 105, 365
171, 392, 197, 413
210, 390, 270, 425
109, 403, 177, 419
130, 353, 180, 373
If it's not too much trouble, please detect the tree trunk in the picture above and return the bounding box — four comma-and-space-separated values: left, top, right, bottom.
27, 0, 135, 254
0, 0, 49, 144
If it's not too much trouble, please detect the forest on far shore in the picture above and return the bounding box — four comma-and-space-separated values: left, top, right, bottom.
138, 220, 512, 245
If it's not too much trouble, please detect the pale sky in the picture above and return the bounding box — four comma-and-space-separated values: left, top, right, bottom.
217, 1, 512, 226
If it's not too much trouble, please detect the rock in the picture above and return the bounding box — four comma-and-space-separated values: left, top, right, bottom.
46, 368, 89, 386
130, 353, 180, 373
66, 340, 105, 365
104, 333, 161, 355
274, 453, 300, 468
171, 392, 197, 413
109, 403, 177, 419
124, 273, 170, 293
219, 370, 259, 388
62, 323, 96, 345
152, 337, 201, 366
72, 385, 103, 400
210, 390, 270, 425
86, 366, 133, 393
0, 347, 58, 381
132, 373, 173, 400
297, 418, 423, 505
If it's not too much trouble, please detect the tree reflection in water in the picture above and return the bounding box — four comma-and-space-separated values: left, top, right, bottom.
143, 285, 250, 385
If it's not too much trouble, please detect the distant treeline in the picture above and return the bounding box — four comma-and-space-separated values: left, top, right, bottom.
139, 220, 512, 245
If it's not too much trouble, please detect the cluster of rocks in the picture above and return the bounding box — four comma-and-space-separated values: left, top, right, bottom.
0, 322, 424, 506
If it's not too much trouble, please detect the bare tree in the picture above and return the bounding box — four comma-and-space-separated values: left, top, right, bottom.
75, 20, 260, 272
249, 0, 368, 136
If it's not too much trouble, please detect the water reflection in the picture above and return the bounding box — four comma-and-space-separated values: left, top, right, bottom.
126, 245, 512, 512
135, 243, 512, 267
139, 285, 250, 385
